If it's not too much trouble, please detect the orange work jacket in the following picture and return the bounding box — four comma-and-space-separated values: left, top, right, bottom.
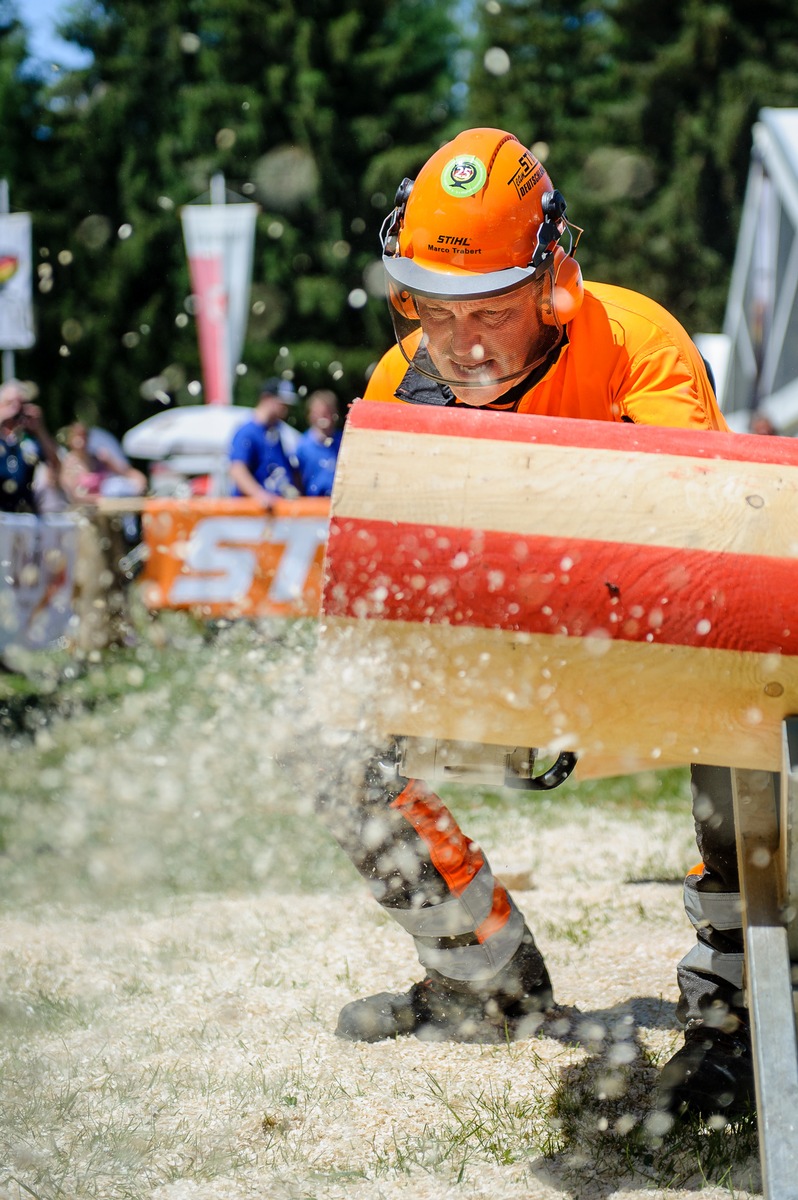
363, 281, 729, 432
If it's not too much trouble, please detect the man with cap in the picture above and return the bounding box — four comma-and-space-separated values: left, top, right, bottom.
316, 127, 756, 1127
228, 377, 301, 506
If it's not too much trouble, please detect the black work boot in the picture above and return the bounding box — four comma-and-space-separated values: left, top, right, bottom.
656, 1020, 755, 1120
335, 938, 554, 1043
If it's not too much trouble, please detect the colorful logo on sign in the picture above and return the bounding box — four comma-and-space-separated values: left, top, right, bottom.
441, 156, 487, 198
0, 255, 18, 286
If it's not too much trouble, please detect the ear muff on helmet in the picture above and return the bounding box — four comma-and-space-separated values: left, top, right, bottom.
540, 246, 584, 326
387, 280, 419, 320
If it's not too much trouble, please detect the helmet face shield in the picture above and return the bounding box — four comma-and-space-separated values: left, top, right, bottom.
387, 270, 563, 399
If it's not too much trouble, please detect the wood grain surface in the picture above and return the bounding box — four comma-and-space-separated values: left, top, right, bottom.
320, 401, 798, 778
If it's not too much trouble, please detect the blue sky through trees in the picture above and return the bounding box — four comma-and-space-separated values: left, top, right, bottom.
20, 0, 92, 68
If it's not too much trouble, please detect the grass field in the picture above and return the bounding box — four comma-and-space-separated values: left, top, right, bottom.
0, 611, 762, 1200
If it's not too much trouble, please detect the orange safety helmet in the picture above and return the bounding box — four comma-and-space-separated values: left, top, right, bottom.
379, 128, 583, 395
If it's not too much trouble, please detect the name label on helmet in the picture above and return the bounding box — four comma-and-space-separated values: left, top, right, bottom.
509, 152, 545, 199
427, 240, 483, 257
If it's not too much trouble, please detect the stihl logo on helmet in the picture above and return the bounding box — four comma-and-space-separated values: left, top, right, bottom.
508, 152, 546, 200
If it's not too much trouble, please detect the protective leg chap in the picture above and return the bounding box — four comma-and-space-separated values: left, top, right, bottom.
676, 764, 747, 1030
658, 764, 756, 1119
317, 739, 552, 1041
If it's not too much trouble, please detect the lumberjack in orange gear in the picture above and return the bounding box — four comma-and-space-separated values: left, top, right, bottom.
322, 128, 753, 1120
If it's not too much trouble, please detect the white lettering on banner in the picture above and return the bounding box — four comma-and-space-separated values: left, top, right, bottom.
169, 517, 264, 604
167, 515, 328, 606
267, 518, 329, 602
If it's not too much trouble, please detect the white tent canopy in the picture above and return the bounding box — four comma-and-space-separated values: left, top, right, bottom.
122, 404, 302, 497
122, 405, 256, 497
122, 404, 253, 460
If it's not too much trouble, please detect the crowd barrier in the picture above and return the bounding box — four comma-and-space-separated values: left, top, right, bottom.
138, 496, 330, 619
0, 498, 331, 657
0, 511, 80, 654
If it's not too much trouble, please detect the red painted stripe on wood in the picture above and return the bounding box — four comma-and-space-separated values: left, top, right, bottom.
323, 516, 798, 656
348, 400, 798, 469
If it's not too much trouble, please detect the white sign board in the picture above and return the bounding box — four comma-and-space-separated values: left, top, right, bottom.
0, 213, 35, 350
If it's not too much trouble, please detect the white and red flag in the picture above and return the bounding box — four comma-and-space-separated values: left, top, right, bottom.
180, 194, 257, 404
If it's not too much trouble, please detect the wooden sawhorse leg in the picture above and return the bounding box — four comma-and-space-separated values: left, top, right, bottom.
731, 716, 798, 1198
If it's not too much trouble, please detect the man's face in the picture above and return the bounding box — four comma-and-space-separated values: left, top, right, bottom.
309, 399, 335, 433
259, 394, 289, 424
0, 387, 26, 429
415, 285, 542, 406
68, 422, 88, 450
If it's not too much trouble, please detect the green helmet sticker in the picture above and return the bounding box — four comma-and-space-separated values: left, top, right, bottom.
441, 155, 487, 198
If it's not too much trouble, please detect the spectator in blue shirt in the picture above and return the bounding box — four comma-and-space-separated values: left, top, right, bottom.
296, 389, 342, 497
228, 378, 301, 508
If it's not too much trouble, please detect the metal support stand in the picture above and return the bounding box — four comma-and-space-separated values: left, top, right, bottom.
731, 716, 798, 1199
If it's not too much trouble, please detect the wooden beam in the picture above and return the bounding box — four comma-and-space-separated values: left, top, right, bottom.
320, 401, 798, 777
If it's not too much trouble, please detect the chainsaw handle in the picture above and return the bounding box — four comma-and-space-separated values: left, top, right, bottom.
504, 750, 578, 791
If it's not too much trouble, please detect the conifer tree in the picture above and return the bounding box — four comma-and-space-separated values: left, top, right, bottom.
15, 0, 459, 434
0, 3, 40, 188
465, 0, 798, 334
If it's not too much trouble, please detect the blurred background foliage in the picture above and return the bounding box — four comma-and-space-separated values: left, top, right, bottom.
1, 0, 797, 439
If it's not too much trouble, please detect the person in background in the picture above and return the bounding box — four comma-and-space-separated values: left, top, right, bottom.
317, 127, 754, 1126
60, 421, 147, 505
228, 377, 301, 508
60, 420, 147, 543
0, 379, 61, 514
749, 412, 778, 436
295, 389, 342, 497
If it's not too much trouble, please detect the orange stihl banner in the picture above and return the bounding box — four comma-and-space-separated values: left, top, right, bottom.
140, 497, 330, 618
319, 400, 798, 777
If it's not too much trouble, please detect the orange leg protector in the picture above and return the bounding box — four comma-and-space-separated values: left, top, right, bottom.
318, 760, 528, 985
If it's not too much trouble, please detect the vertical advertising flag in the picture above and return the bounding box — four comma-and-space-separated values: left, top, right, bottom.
0, 213, 35, 350
180, 199, 258, 404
